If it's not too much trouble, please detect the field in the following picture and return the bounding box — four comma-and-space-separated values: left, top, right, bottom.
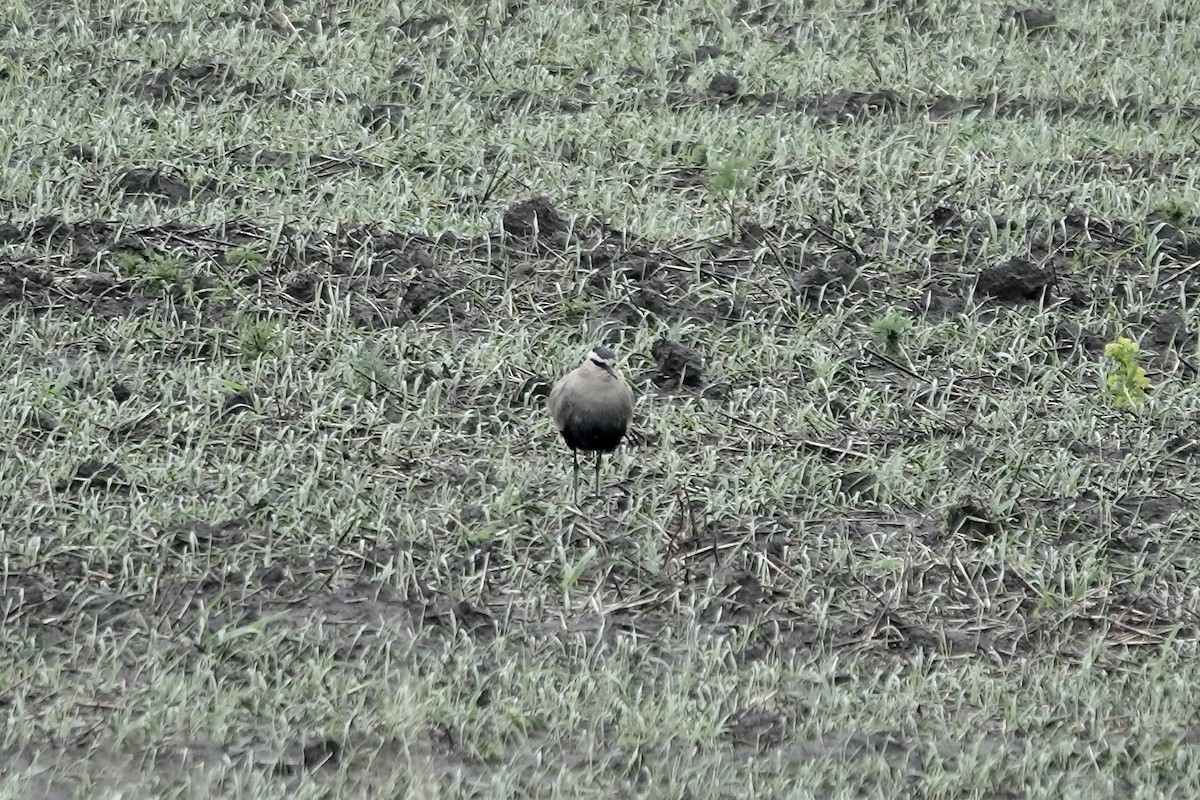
4, 0, 1200, 796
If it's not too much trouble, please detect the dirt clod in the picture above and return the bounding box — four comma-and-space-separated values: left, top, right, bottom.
402, 270, 451, 317
652, 339, 704, 387
945, 496, 1003, 540
359, 103, 405, 131
792, 258, 863, 303
133, 61, 264, 104
1001, 5, 1057, 33
65, 142, 98, 162
116, 168, 197, 203
58, 459, 129, 492
975, 258, 1054, 302
502, 196, 569, 241
285, 273, 320, 302
222, 388, 257, 415
302, 739, 342, 769
707, 73, 741, 96
22, 409, 59, 434
0, 265, 52, 304
631, 287, 672, 317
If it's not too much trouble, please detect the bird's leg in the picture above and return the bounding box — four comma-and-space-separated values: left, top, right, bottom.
572, 449, 580, 503
594, 451, 602, 496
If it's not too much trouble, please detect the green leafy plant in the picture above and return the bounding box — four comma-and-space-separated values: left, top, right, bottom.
706, 153, 755, 236
869, 311, 912, 355
226, 245, 267, 273
349, 348, 392, 396
239, 319, 280, 359
1103, 337, 1150, 408
1155, 198, 1191, 224
116, 249, 190, 293
707, 153, 753, 197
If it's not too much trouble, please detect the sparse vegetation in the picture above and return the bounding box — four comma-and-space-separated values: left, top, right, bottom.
3, 0, 1200, 797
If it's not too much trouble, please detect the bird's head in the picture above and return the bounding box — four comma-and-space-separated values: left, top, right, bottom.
588, 345, 619, 377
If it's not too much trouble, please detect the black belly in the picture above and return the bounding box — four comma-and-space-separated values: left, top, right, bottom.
561, 419, 626, 453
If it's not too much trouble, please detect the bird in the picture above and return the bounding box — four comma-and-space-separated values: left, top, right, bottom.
548, 345, 635, 500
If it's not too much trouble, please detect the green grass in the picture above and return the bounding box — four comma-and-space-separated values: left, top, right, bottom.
4, 0, 1200, 797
